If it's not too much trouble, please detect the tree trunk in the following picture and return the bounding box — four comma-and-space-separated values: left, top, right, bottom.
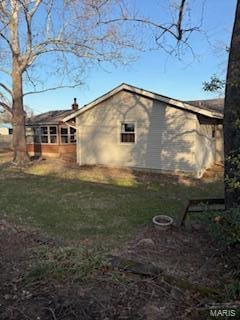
224, 0, 240, 209
12, 62, 29, 165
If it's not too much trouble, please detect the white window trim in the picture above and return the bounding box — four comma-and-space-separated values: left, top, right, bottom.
32, 125, 58, 145
118, 120, 137, 144
60, 125, 76, 144
39, 125, 58, 145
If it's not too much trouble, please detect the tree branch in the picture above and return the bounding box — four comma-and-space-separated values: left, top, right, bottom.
0, 2, 9, 19
0, 67, 11, 76
23, 82, 83, 97
100, 17, 179, 40
27, 38, 113, 65
19, 0, 33, 55
176, 0, 187, 41
0, 101, 12, 114
29, 0, 42, 19
98, 0, 199, 45
0, 32, 13, 52
18, 0, 45, 67
0, 83, 12, 96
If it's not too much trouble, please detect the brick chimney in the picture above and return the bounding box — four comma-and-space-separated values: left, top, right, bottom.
72, 98, 79, 111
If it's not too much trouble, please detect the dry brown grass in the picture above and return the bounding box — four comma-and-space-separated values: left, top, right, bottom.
0, 150, 12, 164
24, 157, 224, 188
0, 151, 223, 188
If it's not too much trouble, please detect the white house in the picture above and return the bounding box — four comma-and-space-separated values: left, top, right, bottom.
0, 123, 12, 135
63, 83, 224, 178
0, 123, 13, 149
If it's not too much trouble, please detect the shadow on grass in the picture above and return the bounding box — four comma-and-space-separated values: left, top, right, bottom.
0, 159, 224, 247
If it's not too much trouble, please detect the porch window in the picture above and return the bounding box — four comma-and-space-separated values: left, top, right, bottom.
70, 127, 76, 143
33, 126, 57, 144
41, 126, 48, 143
120, 122, 135, 143
33, 127, 40, 143
60, 126, 76, 144
26, 127, 34, 144
49, 126, 57, 143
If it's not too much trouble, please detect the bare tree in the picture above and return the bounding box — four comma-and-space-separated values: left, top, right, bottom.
0, 0, 139, 164
132, 0, 240, 209
0, 0, 201, 165
100, 0, 201, 56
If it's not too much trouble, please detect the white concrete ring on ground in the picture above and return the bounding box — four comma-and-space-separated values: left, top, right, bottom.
152, 215, 173, 229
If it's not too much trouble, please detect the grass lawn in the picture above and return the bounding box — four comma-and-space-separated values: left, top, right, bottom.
0, 153, 224, 247
2, 153, 236, 320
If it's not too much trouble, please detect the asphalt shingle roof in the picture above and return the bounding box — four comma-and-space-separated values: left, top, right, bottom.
186, 98, 224, 114
27, 109, 74, 125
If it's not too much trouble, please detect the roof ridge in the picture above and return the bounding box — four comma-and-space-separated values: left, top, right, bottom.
62, 83, 223, 122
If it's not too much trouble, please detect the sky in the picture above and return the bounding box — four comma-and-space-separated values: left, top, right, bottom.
23, 0, 237, 114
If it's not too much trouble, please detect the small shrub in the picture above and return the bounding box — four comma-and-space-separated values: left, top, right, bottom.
204, 208, 240, 248
225, 263, 240, 300
225, 281, 240, 300
201, 208, 240, 301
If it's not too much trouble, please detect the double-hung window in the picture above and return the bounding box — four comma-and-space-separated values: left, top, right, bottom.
120, 122, 135, 143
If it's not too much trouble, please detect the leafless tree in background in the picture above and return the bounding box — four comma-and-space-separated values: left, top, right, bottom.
82, 0, 240, 209
0, 0, 199, 165
0, 0, 137, 164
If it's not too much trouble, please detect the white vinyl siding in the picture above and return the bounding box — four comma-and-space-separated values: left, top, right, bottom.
215, 124, 224, 163
77, 90, 197, 174
195, 120, 216, 177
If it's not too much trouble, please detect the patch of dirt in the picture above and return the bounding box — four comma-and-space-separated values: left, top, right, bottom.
202, 163, 224, 180
0, 221, 103, 320
117, 225, 228, 289
0, 220, 233, 320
